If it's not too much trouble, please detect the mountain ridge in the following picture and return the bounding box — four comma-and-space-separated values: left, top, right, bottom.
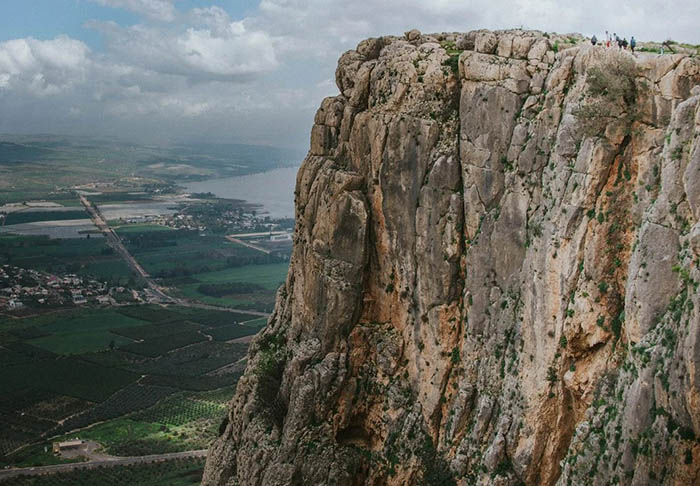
203, 28, 700, 486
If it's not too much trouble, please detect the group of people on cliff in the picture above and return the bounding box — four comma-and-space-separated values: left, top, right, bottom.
590, 31, 636, 52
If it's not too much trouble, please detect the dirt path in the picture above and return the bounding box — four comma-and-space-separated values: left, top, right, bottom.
170, 299, 270, 317
225, 235, 271, 254
0, 450, 208, 482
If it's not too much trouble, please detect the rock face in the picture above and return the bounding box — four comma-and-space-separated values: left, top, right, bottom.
204, 29, 700, 486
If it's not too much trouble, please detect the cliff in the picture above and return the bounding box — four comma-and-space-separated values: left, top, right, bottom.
203, 29, 700, 486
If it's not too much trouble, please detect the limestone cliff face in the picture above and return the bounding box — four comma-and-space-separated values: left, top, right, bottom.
204, 29, 700, 486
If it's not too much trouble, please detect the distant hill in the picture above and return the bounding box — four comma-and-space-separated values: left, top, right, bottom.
0, 142, 54, 164
170, 143, 305, 170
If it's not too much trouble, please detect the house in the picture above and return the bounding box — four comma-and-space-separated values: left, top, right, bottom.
72, 294, 87, 305
52, 439, 84, 454
8, 299, 24, 310
270, 232, 292, 242
96, 295, 110, 305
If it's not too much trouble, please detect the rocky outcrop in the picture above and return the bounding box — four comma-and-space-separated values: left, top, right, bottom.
204, 29, 700, 486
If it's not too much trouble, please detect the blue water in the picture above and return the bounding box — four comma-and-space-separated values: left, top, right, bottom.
184, 166, 299, 219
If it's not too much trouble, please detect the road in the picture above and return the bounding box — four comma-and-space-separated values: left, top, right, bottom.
0, 450, 207, 482
80, 195, 172, 302
225, 235, 271, 254
80, 195, 270, 318
228, 231, 290, 238
173, 300, 270, 317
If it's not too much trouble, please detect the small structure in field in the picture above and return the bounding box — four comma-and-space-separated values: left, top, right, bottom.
52, 439, 84, 454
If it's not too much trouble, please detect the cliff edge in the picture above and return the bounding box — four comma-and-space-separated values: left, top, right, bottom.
204, 29, 700, 486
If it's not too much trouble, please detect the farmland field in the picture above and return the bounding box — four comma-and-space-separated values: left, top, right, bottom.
56, 384, 177, 434
1, 358, 138, 402
114, 225, 289, 311
111, 320, 203, 341
208, 323, 261, 341
120, 330, 206, 357
0, 220, 101, 239
112, 223, 175, 233
175, 263, 288, 311
97, 202, 178, 221
128, 340, 249, 377
134, 393, 226, 427
0, 305, 256, 467
0, 234, 132, 282
4, 209, 89, 225
27, 310, 149, 354
118, 228, 262, 276
192, 263, 289, 288
0, 137, 303, 473
242, 317, 268, 327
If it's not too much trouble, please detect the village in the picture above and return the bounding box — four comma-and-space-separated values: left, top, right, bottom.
0, 264, 155, 313
107, 196, 295, 235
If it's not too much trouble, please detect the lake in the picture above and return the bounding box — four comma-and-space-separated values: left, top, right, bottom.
184, 166, 299, 219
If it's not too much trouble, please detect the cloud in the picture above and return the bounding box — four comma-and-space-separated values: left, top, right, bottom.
256, 0, 700, 55
0, 36, 90, 96
86, 9, 278, 81
1, 0, 699, 149
91, 0, 176, 22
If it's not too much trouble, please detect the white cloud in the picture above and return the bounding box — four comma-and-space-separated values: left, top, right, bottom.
1, 0, 700, 148
91, 0, 176, 22
178, 24, 278, 77
0, 36, 90, 96
255, 0, 700, 56
86, 10, 278, 80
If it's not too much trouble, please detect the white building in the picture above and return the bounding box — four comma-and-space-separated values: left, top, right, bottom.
8, 299, 24, 310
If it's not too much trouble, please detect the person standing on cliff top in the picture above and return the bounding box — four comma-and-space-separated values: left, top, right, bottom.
591, 35, 598, 45
630, 36, 636, 53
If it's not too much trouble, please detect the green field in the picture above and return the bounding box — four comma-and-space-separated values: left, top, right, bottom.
175, 263, 287, 310
0, 136, 301, 471
1, 359, 138, 403
242, 317, 268, 327
28, 310, 148, 354
5, 442, 87, 468
64, 418, 169, 452
192, 263, 289, 288
111, 223, 175, 233
0, 234, 133, 283
119, 229, 261, 277
207, 323, 261, 341
4, 209, 89, 225
134, 394, 226, 427
0, 305, 252, 465
114, 225, 288, 310
120, 330, 206, 357
111, 320, 203, 341
57, 398, 224, 455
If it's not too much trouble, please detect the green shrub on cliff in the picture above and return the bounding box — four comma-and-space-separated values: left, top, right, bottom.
575, 53, 639, 137
254, 332, 288, 427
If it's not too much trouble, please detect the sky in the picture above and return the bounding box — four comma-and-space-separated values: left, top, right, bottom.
0, 1, 698, 149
